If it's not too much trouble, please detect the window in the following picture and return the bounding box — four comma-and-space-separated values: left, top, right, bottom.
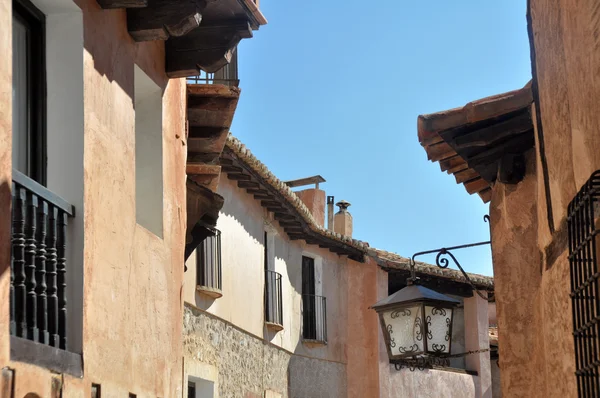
12, 0, 46, 184
568, 170, 600, 397
302, 256, 327, 342
265, 231, 283, 327
134, 65, 163, 237
196, 227, 222, 293
188, 382, 196, 398
188, 377, 214, 398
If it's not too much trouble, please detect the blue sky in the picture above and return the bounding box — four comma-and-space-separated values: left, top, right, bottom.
230, 0, 532, 276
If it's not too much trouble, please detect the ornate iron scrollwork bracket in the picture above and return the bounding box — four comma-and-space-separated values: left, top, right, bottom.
408, 215, 493, 301
393, 356, 451, 371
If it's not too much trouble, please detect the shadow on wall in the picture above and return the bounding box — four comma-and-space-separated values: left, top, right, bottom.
83, 1, 167, 102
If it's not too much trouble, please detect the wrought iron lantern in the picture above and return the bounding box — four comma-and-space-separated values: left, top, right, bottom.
372, 282, 459, 365
372, 215, 493, 370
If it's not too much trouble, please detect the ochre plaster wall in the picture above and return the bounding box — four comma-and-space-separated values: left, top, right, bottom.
0, 0, 12, 376
491, 151, 574, 398
489, 0, 600, 395
1, 0, 187, 396
346, 256, 380, 397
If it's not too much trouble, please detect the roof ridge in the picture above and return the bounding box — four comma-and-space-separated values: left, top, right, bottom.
225, 134, 370, 252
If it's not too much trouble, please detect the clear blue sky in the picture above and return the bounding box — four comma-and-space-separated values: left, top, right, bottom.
230, 0, 532, 276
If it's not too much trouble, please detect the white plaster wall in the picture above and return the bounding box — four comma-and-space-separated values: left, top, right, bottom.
34, 0, 84, 354
134, 65, 163, 238
184, 174, 348, 363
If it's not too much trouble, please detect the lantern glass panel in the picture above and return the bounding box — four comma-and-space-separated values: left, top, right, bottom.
424, 305, 453, 355
381, 304, 424, 357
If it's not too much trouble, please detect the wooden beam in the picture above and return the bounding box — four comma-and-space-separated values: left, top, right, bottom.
262, 200, 282, 208
246, 188, 268, 195
284, 175, 326, 189
97, 0, 146, 8
467, 134, 535, 169
478, 188, 492, 203
439, 155, 467, 173
450, 112, 532, 150
221, 165, 243, 174
237, 180, 259, 189
454, 168, 479, 184
425, 141, 457, 162
227, 173, 251, 181
166, 21, 252, 77
497, 153, 526, 184
463, 178, 490, 195
274, 213, 295, 221
254, 194, 272, 200
126, 0, 205, 42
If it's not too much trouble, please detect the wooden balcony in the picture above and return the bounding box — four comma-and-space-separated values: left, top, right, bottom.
96, 0, 266, 78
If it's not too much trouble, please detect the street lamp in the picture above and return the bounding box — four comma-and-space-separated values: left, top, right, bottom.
372, 281, 459, 366
372, 219, 493, 370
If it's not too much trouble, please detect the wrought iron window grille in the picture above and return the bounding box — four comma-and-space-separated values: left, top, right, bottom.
265, 270, 283, 326
568, 170, 600, 397
197, 227, 222, 292
302, 294, 327, 343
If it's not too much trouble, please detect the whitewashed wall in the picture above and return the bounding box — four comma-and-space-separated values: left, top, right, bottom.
184, 174, 348, 363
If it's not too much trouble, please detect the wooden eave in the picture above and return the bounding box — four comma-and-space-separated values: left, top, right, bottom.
96, 0, 267, 77
220, 148, 366, 262
417, 82, 534, 203
184, 84, 240, 259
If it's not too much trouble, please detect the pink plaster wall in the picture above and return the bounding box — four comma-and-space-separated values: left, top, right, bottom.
1, 0, 187, 395
345, 256, 380, 397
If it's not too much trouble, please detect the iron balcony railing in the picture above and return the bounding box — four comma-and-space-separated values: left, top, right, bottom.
197, 228, 222, 291
302, 294, 327, 343
187, 48, 239, 87
265, 270, 283, 326
10, 169, 74, 350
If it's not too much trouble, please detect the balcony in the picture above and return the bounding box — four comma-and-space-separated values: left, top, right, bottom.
302, 294, 327, 344
10, 170, 82, 376
187, 48, 239, 87
265, 270, 283, 330
10, 170, 74, 349
196, 227, 222, 298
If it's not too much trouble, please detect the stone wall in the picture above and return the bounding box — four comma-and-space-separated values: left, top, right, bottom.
183, 304, 352, 398
288, 355, 347, 398
184, 304, 290, 398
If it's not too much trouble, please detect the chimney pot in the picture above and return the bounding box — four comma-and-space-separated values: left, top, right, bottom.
334, 199, 353, 238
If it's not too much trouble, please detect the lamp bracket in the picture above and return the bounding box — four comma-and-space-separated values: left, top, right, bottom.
408, 215, 493, 301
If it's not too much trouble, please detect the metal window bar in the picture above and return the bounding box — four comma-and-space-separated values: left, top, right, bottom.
568, 170, 600, 397
265, 270, 283, 326
197, 229, 222, 291
302, 294, 327, 343
186, 48, 239, 87
10, 169, 74, 350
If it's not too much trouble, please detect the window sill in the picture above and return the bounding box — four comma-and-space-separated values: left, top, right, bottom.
196, 285, 223, 299
302, 339, 327, 348
10, 335, 83, 377
265, 321, 284, 332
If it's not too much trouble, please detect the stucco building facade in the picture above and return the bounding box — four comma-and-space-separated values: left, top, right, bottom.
416, 1, 600, 396
183, 135, 499, 397
0, 0, 265, 395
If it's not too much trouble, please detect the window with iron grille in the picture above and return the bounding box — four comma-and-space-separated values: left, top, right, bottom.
196, 228, 222, 291
302, 256, 327, 343
568, 171, 600, 397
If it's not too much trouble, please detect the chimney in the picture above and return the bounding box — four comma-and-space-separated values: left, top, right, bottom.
327, 196, 335, 231
334, 200, 352, 237
285, 176, 326, 227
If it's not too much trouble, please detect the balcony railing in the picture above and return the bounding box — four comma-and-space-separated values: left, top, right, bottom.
265, 270, 283, 327
302, 294, 327, 343
10, 169, 74, 350
187, 48, 239, 87
197, 228, 222, 293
